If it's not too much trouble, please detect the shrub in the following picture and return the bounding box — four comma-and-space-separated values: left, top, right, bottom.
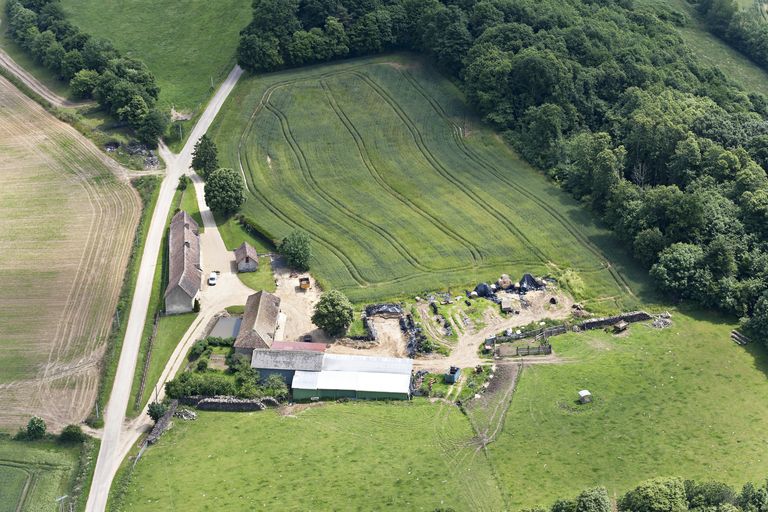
147, 401, 167, 423
196, 358, 209, 372
177, 175, 190, 191
59, 424, 85, 444
25, 416, 46, 440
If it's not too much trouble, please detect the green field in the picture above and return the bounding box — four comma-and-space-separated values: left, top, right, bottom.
210, 56, 651, 307
60, 0, 250, 113
490, 311, 767, 508
110, 401, 504, 511
114, 310, 768, 510
0, 437, 93, 511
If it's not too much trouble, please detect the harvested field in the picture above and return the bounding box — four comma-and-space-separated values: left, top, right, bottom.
210, 55, 652, 306
0, 76, 140, 430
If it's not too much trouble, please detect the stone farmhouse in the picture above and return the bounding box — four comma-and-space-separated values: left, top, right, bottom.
165, 211, 201, 314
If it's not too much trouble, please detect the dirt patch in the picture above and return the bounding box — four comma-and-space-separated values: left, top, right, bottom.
328, 317, 406, 357
272, 260, 329, 343
170, 108, 192, 121
278, 401, 325, 417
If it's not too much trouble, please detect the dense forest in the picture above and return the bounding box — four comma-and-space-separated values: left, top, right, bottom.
238, 0, 768, 341
4, 0, 168, 145
524, 475, 768, 512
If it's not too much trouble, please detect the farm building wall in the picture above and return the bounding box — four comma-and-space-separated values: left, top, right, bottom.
256, 368, 296, 387
165, 286, 195, 315
237, 258, 258, 272
292, 387, 408, 401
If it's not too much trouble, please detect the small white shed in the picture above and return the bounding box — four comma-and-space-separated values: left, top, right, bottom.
578, 389, 592, 404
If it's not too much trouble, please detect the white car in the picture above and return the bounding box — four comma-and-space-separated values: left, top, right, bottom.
207, 272, 218, 286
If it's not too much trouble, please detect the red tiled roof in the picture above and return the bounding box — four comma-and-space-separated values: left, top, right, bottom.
271, 341, 327, 352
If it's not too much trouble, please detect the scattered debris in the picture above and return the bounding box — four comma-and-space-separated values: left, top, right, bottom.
366, 303, 404, 318
731, 330, 751, 346
174, 408, 197, 420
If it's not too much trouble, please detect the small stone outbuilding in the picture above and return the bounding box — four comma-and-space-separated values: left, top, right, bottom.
165, 211, 201, 314
235, 242, 258, 273
233, 291, 281, 359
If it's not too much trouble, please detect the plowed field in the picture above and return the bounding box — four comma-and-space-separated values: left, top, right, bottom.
0, 76, 140, 430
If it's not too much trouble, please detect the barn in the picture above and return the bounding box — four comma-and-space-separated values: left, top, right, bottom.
233, 291, 281, 359
164, 210, 201, 314
292, 353, 413, 401
250, 349, 323, 386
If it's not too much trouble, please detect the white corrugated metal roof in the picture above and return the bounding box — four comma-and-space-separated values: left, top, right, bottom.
293, 370, 320, 389
321, 353, 413, 375
292, 370, 410, 395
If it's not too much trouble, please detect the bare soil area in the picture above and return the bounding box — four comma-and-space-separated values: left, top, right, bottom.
328, 317, 407, 357
0, 76, 140, 430
272, 261, 330, 344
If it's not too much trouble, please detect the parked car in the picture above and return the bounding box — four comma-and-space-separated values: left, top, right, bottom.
207, 272, 218, 286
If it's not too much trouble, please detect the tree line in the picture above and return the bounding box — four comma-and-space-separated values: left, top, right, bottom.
519, 475, 768, 512
5, 0, 168, 145
237, 0, 768, 342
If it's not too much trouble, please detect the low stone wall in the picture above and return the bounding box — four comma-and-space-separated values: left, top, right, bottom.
577, 311, 651, 331
178, 395, 279, 412
147, 400, 178, 445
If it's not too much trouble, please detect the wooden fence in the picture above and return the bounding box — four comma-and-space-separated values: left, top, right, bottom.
515, 344, 552, 356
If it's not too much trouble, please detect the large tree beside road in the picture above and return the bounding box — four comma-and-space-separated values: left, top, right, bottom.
204, 168, 244, 215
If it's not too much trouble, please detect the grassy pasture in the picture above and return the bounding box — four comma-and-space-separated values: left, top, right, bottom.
60, 0, 251, 113
110, 402, 504, 511
210, 56, 650, 307
490, 311, 768, 509
0, 76, 139, 430
111, 311, 768, 510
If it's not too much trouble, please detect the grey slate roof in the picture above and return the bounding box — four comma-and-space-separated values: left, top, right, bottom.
234, 291, 281, 350
234, 242, 258, 264
165, 210, 201, 300
250, 349, 323, 371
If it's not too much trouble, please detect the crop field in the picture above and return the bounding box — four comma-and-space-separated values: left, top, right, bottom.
110, 401, 504, 511
211, 56, 650, 306
60, 0, 251, 113
489, 311, 768, 509
0, 437, 87, 511
0, 76, 140, 430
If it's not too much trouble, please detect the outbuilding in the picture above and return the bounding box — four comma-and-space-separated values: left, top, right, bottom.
234, 242, 258, 272
292, 353, 413, 401
250, 349, 323, 386
578, 389, 592, 404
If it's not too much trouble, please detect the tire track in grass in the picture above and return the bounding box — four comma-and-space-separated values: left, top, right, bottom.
348, 70, 551, 267
398, 69, 636, 299
237, 80, 370, 287
320, 80, 485, 266
264, 94, 435, 273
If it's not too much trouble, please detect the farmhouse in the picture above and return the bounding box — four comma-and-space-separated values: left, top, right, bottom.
234, 242, 258, 272
292, 353, 413, 400
165, 211, 202, 314
233, 291, 281, 358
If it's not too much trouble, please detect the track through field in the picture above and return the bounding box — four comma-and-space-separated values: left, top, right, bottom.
217, 58, 640, 302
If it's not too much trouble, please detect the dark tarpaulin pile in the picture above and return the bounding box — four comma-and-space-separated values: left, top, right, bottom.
365, 303, 404, 317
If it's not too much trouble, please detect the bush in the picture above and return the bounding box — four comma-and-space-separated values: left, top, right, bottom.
147, 401, 167, 423
25, 416, 46, 440
189, 339, 208, 360
196, 358, 209, 372
177, 175, 190, 191
59, 424, 85, 444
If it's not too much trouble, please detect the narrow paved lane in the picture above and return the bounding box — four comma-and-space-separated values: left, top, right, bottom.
85, 65, 243, 512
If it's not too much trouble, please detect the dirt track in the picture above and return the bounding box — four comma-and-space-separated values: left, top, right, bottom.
0, 75, 140, 430
0, 48, 93, 108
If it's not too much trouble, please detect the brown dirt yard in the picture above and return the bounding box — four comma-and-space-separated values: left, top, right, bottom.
273, 263, 330, 345
0, 76, 140, 430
